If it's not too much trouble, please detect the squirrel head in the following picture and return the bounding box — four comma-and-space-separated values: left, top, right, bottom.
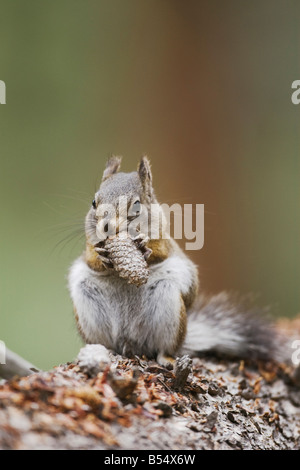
85, 156, 160, 244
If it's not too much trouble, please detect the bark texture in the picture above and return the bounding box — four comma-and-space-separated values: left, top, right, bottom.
0, 345, 300, 450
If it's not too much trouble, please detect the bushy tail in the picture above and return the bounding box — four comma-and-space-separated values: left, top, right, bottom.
182, 292, 286, 362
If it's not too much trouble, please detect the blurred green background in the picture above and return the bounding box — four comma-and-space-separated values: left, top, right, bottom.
0, 0, 299, 370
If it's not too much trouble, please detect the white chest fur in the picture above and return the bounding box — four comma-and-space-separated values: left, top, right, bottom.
68, 253, 196, 357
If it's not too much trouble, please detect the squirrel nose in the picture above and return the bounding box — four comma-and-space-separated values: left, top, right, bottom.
96, 214, 129, 241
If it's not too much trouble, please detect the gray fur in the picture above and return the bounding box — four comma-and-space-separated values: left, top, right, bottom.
69, 252, 197, 358
99, 172, 143, 205
138, 156, 154, 203
183, 292, 282, 361
102, 155, 122, 182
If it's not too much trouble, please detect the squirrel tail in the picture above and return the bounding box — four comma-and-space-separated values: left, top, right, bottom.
182, 292, 286, 362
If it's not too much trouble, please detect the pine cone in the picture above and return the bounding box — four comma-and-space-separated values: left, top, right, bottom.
104, 233, 149, 286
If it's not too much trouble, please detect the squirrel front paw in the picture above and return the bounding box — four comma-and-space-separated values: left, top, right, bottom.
133, 233, 152, 260
95, 246, 113, 269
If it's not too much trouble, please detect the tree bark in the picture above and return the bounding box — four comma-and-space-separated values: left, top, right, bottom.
0, 345, 299, 450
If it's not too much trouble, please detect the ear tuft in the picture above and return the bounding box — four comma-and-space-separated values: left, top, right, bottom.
138, 155, 152, 183
102, 155, 122, 182
138, 155, 153, 201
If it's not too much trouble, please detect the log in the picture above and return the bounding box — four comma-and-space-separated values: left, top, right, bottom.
0, 348, 39, 380
0, 345, 299, 450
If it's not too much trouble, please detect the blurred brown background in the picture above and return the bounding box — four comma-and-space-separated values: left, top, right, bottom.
0, 0, 299, 369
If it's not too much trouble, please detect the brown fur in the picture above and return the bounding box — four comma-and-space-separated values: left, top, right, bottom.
85, 241, 106, 272
147, 239, 173, 265
175, 296, 188, 352
182, 277, 198, 309
159, 296, 187, 368
74, 307, 88, 343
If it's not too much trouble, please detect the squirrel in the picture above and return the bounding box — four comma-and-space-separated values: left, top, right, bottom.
68, 155, 284, 369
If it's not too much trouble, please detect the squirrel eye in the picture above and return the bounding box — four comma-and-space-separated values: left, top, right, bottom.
92, 199, 96, 209
133, 200, 141, 214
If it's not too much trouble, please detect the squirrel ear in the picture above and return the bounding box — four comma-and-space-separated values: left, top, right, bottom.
138, 156, 153, 201
102, 155, 122, 182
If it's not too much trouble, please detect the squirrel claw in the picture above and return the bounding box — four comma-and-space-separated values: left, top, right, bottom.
143, 248, 152, 260
95, 247, 108, 255
95, 247, 112, 268
132, 234, 152, 261
96, 254, 113, 268
133, 233, 150, 248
